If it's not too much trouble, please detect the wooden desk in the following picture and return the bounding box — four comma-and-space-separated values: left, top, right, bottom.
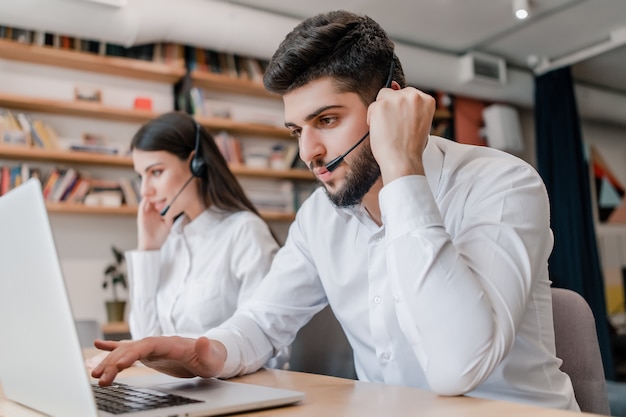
0, 357, 596, 417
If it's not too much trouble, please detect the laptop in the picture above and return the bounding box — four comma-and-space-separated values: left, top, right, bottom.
0, 179, 304, 417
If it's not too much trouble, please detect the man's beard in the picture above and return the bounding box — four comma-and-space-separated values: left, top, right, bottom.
319, 141, 381, 207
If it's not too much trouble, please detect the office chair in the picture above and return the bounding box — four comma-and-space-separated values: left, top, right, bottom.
288, 305, 357, 379
551, 287, 611, 415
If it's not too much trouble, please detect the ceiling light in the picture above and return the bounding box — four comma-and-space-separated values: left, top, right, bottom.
513, 0, 530, 20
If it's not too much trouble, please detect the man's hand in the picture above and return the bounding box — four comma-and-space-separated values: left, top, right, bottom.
91, 336, 227, 386
367, 85, 435, 184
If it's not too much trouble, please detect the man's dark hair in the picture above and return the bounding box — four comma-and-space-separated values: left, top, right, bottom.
264, 10, 406, 105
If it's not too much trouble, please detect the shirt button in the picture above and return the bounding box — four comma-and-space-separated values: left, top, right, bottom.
381, 352, 391, 361
373, 296, 381, 304
374, 235, 382, 243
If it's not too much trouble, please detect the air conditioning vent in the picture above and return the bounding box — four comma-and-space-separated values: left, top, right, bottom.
459, 52, 507, 85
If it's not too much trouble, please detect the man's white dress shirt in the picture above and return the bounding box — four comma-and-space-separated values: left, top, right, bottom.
206, 136, 579, 411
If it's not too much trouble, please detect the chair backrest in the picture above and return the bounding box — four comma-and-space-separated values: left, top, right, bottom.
288, 305, 357, 379
551, 287, 610, 415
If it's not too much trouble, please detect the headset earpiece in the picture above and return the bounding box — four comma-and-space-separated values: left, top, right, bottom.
189, 121, 207, 177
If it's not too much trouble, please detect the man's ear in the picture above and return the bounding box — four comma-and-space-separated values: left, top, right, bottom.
391, 80, 401, 90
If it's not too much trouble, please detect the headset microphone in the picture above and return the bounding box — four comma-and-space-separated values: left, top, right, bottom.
160, 121, 206, 216
325, 58, 396, 173
159, 175, 195, 216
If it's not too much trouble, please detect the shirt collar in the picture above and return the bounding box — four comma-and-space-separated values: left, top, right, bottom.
171, 207, 229, 237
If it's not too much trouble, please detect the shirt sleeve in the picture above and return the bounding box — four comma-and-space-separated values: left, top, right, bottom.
229, 215, 279, 309
379, 169, 552, 396
205, 211, 328, 378
126, 249, 163, 339
227, 215, 290, 369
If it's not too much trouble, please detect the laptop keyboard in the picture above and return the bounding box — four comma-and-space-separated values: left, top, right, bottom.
92, 382, 203, 415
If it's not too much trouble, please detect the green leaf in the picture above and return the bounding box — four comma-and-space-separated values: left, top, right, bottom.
112, 246, 124, 265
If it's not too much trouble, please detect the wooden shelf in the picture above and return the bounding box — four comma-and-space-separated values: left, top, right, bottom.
46, 203, 137, 215
0, 92, 293, 139
0, 92, 159, 123
196, 115, 291, 139
0, 144, 133, 167
190, 70, 277, 99
45, 202, 295, 221
256, 210, 296, 222
0, 145, 313, 180
0, 39, 186, 83
230, 164, 313, 180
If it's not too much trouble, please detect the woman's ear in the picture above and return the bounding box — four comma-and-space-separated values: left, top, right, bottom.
391, 80, 401, 91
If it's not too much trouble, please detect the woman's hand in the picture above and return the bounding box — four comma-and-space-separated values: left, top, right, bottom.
137, 197, 173, 250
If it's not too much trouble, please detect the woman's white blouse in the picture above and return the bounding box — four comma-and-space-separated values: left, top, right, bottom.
126, 208, 278, 339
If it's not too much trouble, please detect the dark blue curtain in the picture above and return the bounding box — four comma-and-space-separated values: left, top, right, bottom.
535, 66, 614, 380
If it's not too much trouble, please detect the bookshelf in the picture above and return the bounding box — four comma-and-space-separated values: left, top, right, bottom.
0, 38, 314, 222
0, 38, 186, 83
0, 144, 304, 221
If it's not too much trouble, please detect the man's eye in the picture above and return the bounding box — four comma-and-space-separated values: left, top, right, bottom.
319, 116, 336, 126
290, 129, 301, 138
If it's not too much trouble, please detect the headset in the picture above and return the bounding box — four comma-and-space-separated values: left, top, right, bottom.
189, 120, 207, 177
160, 120, 206, 216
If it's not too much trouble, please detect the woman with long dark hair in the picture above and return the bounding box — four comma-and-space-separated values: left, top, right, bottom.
126, 111, 279, 346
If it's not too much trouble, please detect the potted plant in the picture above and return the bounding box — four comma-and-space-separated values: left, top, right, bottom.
103, 245, 127, 323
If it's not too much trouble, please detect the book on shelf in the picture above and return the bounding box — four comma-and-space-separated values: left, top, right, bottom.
67, 132, 121, 155
0, 166, 9, 196
31, 119, 60, 149
0, 163, 42, 197
42, 168, 62, 200
69, 144, 119, 155
243, 57, 264, 83
213, 131, 243, 165
10, 28, 32, 44
189, 87, 205, 117
48, 168, 78, 203
84, 190, 123, 208
206, 50, 222, 74
239, 178, 295, 214
84, 178, 125, 208
65, 177, 91, 203
118, 177, 138, 207
282, 143, 300, 170
0, 110, 30, 146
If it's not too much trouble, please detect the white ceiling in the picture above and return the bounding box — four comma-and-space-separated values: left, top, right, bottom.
220, 0, 626, 95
